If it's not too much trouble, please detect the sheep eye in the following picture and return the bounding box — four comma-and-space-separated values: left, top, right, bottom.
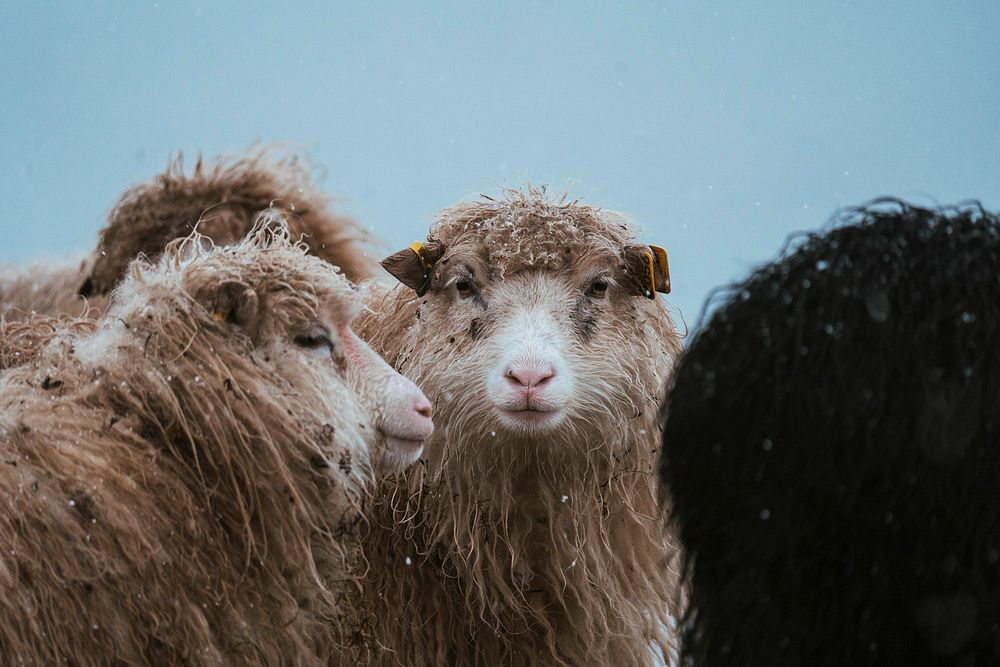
587, 278, 610, 299
294, 327, 333, 349
455, 278, 475, 298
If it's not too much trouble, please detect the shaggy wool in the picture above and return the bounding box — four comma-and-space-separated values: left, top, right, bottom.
1, 149, 377, 323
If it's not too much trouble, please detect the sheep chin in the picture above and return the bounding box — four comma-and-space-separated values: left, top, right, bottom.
494, 406, 566, 435
374, 432, 425, 473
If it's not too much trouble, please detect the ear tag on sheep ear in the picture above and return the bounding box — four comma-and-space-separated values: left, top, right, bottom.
380, 240, 446, 296
644, 244, 671, 297
410, 241, 433, 270
624, 243, 671, 298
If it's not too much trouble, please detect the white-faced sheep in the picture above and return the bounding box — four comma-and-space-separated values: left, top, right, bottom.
661, 201, 1000, 665
0, 224, 432, 665
0, 151, 377, 322
352, 187, 682, 665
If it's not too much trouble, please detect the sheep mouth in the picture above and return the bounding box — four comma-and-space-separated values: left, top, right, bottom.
379, 430, 427, 455
497, 407, 564, 430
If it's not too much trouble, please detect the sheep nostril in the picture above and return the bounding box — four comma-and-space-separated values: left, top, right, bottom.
506, 365, 556, 389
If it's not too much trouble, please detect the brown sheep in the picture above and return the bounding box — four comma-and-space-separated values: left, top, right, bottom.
352, 187, 682, 666
0, 223, 433, 666
0, 150, 377, 322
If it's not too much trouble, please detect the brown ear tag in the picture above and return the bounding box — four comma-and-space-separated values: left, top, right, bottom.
645, 244, 671, 297
380, 240, 445, 296
624, 243, 672, 298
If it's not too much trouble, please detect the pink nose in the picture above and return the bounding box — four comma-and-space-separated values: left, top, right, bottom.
382, 374, 435, 442
505, 364, 556, 390
411, 393, 433, 420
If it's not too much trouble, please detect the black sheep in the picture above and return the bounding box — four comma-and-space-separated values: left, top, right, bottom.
661, 200, 1000, 666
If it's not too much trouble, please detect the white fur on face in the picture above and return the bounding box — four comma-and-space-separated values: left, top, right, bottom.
400, 268, 630, 451
287, 307, 434, 475
334, 325, 433, 472
485, 298, 574, 435
392, 266, 660, 458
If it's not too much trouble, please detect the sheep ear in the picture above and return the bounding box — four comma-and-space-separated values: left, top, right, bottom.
622, 244, 671, 298
203, 280, 260, 330
380, 240, 445, 296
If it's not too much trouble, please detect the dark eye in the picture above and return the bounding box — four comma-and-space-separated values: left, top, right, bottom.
587, 278, 610, 299
294, 327, 333, 349
455, 278, 475, 298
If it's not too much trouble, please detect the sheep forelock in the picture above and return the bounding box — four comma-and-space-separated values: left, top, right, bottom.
431, 188, 634, 279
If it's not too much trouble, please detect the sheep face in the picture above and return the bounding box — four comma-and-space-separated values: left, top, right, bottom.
79, 230, 432, 484
422, 254, 634, 440
388, 231, 675, 458
186, 245, 433, 473
257, 303, 434, 473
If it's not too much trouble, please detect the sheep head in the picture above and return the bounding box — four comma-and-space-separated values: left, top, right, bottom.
81, 223, 433, 479
376, 188, 679, 462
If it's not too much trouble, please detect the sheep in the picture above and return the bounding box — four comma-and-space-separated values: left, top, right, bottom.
352, 187, 683, 666
1, 150, 377, 321
660, 201, 1000, 666
0, 222, 433, 666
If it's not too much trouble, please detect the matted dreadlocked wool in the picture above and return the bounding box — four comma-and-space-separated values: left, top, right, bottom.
1, 149, 377, 323
352, 186, 683, 666
662, 200, 1000, 666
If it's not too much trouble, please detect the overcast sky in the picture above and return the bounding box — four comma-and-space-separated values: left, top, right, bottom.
2, 1, 998, 325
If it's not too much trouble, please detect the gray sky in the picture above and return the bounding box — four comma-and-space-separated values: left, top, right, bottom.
2, 1, 998, 325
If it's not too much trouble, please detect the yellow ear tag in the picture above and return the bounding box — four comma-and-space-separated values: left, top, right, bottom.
409, 241, 432, 271
642, 251, 657, 297
649, 244, 670, 294
212, 311, 227, 322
